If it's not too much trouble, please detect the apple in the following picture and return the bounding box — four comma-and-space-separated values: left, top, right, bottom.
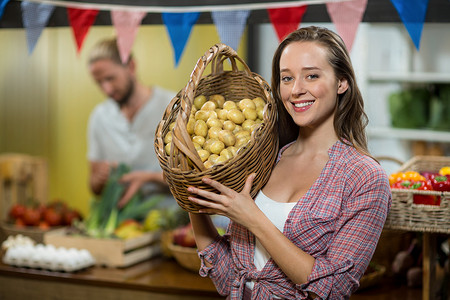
172, 223, 196, 248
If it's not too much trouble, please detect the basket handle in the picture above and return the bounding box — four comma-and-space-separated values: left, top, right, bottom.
169, 44, 255, 172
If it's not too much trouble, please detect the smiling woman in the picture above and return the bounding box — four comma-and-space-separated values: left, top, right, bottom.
0, 24, 245, 216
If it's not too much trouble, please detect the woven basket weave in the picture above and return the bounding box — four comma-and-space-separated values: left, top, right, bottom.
384, 155, 450, 234
155, 44, 278, 212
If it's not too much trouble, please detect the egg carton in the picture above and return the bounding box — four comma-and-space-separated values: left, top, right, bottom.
2, 243, 96, 272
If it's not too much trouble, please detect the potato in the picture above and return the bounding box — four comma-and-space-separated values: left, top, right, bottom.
194, 120, 208, 137
220, 148, 233, 161
206, 117, 222, 129
164, 142, 173, 155
253, 97, 265, 109
194, 95, 207, 110
227, 109, 245, 125
197, 149, 210, 162
186, 118, 195, 135
242, 108, 257, 121
201, 101, 217, 111
210, 140, 225, 155
242, 119, 256, 132
208, 126, 221, 139
209, 94, 225, 108
195, 110, 210, 122
216, 109, 229, 120
169, 121, 176, 131
238, 98, 256, 110
164, 131, 173, 144
223, 120, 236, 132
192, 135, 206, 147
223, 100, 237, 110
257, 106, 264, 120
218, 129, 236, 147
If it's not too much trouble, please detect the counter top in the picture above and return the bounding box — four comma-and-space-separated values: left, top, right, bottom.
0, 256, 224, 300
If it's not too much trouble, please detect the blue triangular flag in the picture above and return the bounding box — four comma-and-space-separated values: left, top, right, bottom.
390, 0, 429, 50
0, 0, 11, 19
21, 1, 55, 54
211, 10, 250, 52
162, 12, 200, 67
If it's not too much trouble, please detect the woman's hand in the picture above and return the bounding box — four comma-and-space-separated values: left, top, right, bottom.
187, 173, 260, 228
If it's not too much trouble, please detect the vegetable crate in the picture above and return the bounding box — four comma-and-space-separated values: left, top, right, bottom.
384, 156, 450, 234
44, 229, 162, 267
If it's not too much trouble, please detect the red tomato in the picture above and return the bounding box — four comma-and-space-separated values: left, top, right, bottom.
14, 218, 26, 228
9, 203, 26, 220
63, 209, 82, 226
44, 208, 63, 226
23, 208, 42, 226
38, 221, 50, 230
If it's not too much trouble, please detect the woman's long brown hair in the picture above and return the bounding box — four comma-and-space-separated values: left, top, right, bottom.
271, 26, 371, 158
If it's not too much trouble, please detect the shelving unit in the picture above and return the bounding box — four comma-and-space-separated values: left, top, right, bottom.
358, 23, 450, 150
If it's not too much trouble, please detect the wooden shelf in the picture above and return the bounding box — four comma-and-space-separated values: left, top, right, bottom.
367, 127, 450, 143
368, 72, 450, 83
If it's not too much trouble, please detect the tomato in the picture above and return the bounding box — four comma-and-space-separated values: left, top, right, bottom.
44, 208, 63, 226
23, 208, 41, 226
38, 220, 50, 230
9, 203, 26, 220
14, 218, 26, 228
63, 209, 82, 226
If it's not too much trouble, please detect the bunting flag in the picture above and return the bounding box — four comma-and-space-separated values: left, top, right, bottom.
211, 10, 250, 52
390, 0, 429, 50
162, 12, 200, 67
0, 0, 10, 19
21, 1, 55, 55
268, 5, 307, 42
326, 0, 367, 52
67, 7, 99, 54
111, 10, 147, 64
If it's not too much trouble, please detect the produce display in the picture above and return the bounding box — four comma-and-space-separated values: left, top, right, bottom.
389, 166, 450, 205
164, 94, 266, 168
78, 163, 165, 239
7, 200, 82, 229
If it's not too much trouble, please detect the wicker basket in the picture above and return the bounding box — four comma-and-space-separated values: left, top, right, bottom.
168, 243, 200, 273
384, 156, 450, 234
155, 43, 278, 212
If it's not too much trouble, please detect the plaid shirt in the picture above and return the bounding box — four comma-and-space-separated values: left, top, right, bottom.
198, 140, 392, 299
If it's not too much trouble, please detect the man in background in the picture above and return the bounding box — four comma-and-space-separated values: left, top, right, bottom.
87, 37, 176, 208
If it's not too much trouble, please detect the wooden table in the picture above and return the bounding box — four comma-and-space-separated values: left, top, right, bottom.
0, 257, 224, 300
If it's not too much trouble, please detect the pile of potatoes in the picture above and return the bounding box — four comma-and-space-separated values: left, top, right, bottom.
164, 94, 266, 168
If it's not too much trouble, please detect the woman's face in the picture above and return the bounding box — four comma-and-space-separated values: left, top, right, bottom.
279, 41, 347, 130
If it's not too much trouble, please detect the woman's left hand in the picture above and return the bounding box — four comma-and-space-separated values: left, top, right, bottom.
187, 173, 260, 228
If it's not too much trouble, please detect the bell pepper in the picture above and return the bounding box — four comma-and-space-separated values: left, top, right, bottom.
439, 166, 450, 176
409, 180, 440, 206
389, 171, 425, 186
430, 175, 450, 192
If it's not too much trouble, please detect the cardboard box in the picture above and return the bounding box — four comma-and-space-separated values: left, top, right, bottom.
44, 228, 162, 267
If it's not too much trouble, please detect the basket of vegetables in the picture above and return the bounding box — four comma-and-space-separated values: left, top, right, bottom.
385, 156, 450, 234
154, 43, 278, 212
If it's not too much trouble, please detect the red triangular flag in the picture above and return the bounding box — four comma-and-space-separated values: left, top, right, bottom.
268, 6, 307, 42
67, 7, 98, 54
326, 0, 368, 52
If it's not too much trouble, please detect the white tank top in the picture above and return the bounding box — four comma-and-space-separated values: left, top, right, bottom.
247, 190, 296, 291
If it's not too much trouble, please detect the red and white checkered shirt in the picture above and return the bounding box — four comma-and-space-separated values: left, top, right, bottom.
198, 140, 392, 299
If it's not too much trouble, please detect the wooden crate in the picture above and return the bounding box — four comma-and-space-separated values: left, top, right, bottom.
44, 229, 162, 268
0, 153, 48, 221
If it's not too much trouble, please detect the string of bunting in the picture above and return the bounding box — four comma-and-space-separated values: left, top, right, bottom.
0, 0, 430, 66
